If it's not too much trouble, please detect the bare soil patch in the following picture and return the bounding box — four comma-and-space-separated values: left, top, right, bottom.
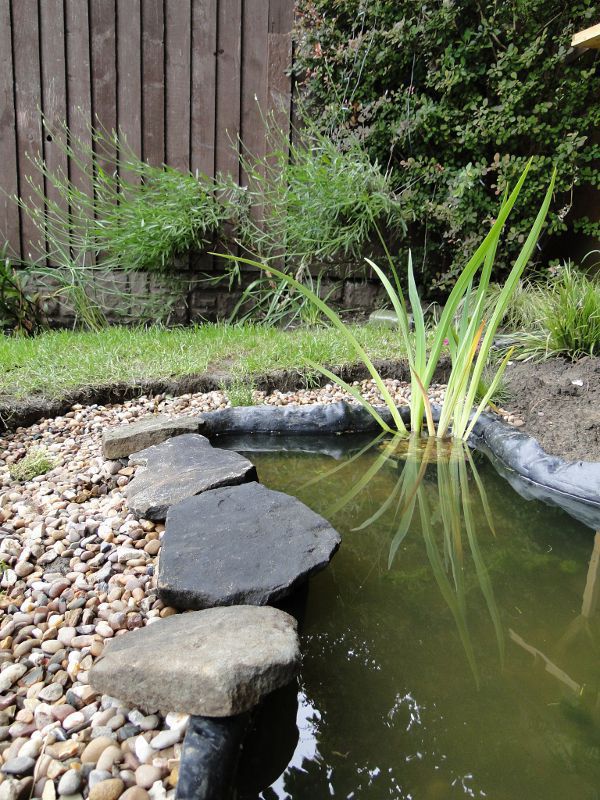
504, 356, 600, 463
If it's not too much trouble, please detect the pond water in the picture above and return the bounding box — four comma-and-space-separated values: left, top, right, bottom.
227, 435, 600, 800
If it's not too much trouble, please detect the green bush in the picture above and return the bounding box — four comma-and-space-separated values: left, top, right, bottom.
239, 122, 406, 266
22, 126, 238, 274
294, 0, 599, 291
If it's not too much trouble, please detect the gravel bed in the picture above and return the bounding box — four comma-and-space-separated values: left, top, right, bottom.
0, 378, 521, 800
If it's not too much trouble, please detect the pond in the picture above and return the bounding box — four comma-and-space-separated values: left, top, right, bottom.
224, 434, 600, 800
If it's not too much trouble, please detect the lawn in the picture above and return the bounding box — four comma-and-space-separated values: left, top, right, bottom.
0, 322, 403, 400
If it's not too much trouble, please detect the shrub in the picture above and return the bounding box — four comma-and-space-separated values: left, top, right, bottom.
0, 251, 46, 334
294, 0, 599, 291
23, 127, 237, 274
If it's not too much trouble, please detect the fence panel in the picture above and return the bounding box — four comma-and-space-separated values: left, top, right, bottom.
0, 0, 294, 261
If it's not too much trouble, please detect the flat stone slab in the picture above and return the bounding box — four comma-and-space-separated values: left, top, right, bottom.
158, 482, 341, 609
102, 414, 204, 459
126, 434, 257, 520
89, 606, 300, 716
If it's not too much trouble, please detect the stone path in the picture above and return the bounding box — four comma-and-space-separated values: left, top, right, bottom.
126, 435, 257, 521
158, 483, 341, 609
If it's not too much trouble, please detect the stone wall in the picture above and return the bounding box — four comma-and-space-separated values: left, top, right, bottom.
36, 250, 391, 328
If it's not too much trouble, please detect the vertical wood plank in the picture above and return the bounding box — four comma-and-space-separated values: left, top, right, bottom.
65, 0, 93, 200
141, 0, 165, 166
190, 0, 216, 178
40, 0, 68, 225
165, 0, 191, 173
0, 0, 20, 257
267, 0, 293, 144
215, 0, 241, 180
90, 0, 117, 174
117, 0, 142, 182
240, 0, 269, 185
12, 0, 44, 261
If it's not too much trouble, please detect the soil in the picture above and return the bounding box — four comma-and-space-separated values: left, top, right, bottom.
504, 356, 600, 463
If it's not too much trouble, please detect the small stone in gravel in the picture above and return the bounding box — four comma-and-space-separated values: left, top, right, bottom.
1, 756, 35, 776
81, 737, 114, 764
149, 729, 180, 750
121, 788, 150, 800
88, 778, 124, 800
96, 745, 122, 773
57, 769, 82, 795
134, 765, 163, 790
0, 664, 27, 693
38, 684, 64, 703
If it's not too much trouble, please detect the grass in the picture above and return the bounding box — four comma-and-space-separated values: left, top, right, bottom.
9, 447, 56, 481
493, 265, 600, 360
0, 322, 405, 401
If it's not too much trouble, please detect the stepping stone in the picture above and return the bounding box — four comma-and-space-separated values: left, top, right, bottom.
89, 606, 299, 717
158, 482, 341, 610
126, 434, 257, 520
102, 414, 204, 459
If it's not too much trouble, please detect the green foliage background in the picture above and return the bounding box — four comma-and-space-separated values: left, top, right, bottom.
294, 0, 599, 291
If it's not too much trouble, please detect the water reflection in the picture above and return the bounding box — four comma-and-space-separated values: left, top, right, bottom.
308, 435, 504, 685
235, 438, 600, 799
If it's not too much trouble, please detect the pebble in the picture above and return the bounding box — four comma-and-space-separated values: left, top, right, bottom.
57, 769, 82, 795
38, 683, 64, 703
81, 737, 114, 764
0, 664, 27, 693
121, 788, 150, 800
88, 778, 125, 800
134, 765, 164, 790
150, 729, 180, 750
1, 756, 36, 776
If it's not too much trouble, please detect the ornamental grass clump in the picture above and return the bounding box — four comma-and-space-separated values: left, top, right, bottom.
218, 162, 555, 440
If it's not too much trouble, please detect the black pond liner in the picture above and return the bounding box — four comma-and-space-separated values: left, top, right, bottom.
177, 400, 600, 799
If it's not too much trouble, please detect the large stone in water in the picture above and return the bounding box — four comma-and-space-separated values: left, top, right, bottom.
126, 434, 257, 520
89, 606, 299, 716
158, 482, 341, 609
102, 414, 204, 459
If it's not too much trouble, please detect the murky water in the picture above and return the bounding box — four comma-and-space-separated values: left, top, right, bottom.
228, 435, 600, 800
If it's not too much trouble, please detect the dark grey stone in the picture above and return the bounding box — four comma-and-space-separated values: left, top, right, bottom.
126, 434, 257, 520
89, 606, 300, 716
158, 482, 341, 610
176, 714, 249, 800
102, 414, 204, 459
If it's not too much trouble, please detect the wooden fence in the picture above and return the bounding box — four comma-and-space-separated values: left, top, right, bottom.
0, 0, 294, 262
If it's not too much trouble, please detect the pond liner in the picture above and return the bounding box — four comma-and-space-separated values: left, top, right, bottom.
200, 401, 600, 530
175, 713, 250, 800
470, 414, 600, 530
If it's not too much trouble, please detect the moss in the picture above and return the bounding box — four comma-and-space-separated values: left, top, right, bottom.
9, 448, 57, 482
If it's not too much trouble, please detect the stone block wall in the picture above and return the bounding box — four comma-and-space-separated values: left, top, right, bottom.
34, 249, 391, 328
